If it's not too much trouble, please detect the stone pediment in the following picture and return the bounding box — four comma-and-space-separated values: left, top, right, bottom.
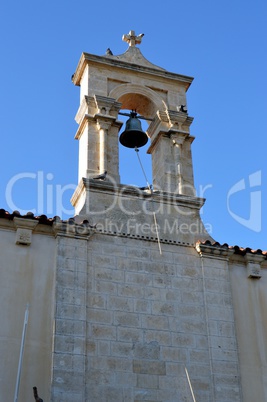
106, 45, 166, 71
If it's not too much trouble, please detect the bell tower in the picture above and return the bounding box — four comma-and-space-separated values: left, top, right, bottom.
71, 31, 209, 248
71, 30, 199, 226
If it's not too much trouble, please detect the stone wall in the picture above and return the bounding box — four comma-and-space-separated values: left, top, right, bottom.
51, 228, 243, 401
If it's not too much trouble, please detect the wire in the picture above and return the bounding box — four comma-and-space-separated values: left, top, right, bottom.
135, 147, 162, 255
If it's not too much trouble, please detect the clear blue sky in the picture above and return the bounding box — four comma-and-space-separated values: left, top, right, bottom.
0, 0, 266, 250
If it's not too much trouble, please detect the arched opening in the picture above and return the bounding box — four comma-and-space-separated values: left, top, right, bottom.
117, 92, 155, 188
109, 84, 164, 188
118, 112, 151, 187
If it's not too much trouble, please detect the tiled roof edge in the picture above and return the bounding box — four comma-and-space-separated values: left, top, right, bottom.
0, 209, 57, 226
196, 239, 267, 258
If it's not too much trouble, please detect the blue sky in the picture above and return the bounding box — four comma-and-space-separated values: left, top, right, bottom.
0, 0, 266, 250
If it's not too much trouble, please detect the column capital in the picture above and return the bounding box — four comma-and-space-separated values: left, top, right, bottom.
95, 114, 116, 131
94, 95, 121, 116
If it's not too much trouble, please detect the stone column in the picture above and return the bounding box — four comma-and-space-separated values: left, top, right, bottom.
96, 121, 109, 175
147, 110, 195, 195
74, 95, 122, 183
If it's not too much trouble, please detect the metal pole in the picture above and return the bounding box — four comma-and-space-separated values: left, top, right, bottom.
14, 303, 29, 402
185, 367, 197, 402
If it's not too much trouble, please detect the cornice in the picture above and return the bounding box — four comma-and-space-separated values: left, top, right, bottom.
77, 178, 205, 210
72, 52, 194, 90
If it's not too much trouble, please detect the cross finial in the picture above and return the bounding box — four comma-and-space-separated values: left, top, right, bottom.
122, 30, 144, 47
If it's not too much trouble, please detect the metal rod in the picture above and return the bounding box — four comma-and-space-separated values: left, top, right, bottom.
135, 147, 151, 188
118, 111, 154, 121
152, 211, 162, 255
14, 303, 29, 402
185, 367, 197, 402
135, 147, 162, 255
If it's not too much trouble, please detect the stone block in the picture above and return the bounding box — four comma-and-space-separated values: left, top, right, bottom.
217, 321, 235, 337
90, 356, 132, 371
195, 335, 209, 350
56, 302, 86, 320
86, 340, 96, 355
212, 360, 239, 375
133, 360, 166, 375
210, 335, 236, 351
88, 293, 106, 309
189, 349, 210, 363
95, 280, 117, 295
152, 274, 172, 287
94, 266, 124, 281
114, 371, 137, 387
92, 253, 116, 268
111, 341, 133, 357
178, 265, 200, 278
52, 390, 84, 402
15, 228, 32, 245
141, 314, 169, 330
179, 319, 207, 335
55, 318, 86, 336
214, 384, 241, 401
125, 272, 153, 286
137, 373, 159, 389
151, 301, 176, 315
108, 295, 134, 311
87, 308, 113, 324
211, 347, 239, 363
52, 369, 84, 391
207, 305, 234, 322
181, 290, 203, 304
91, 324, 117, 340
86, 368, 114, 386
127, 247, 150, 259
172, 332, 196, 348
117, 327, 143, 343
133, 342, 160, 360
178, 304, 204, 318
144, 330, 171, 345
57, 286, 86, 306
172, 277, 200, 291
98, 340, 110, 355
117, 283, 144, 298
134, 299, 151, 313
114, 311, 140, 327
54, 335, 85, 355
161, 346, 187, 362
145, 287, 162, 300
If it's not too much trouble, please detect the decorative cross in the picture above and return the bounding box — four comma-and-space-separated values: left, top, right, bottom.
122, 30, 144, 47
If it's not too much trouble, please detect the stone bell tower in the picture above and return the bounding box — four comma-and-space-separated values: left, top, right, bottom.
71, 30, 198, 221
50, 31, 243, 401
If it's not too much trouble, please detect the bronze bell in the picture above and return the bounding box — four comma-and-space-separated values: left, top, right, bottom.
119, 111, 148, 148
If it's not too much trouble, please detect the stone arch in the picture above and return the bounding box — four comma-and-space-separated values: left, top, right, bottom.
109, 84, 165, 119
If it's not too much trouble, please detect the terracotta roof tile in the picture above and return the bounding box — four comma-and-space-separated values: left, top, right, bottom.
197, 239, 267, 258
0, 209, 55, 226
0, 209, 92, 229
